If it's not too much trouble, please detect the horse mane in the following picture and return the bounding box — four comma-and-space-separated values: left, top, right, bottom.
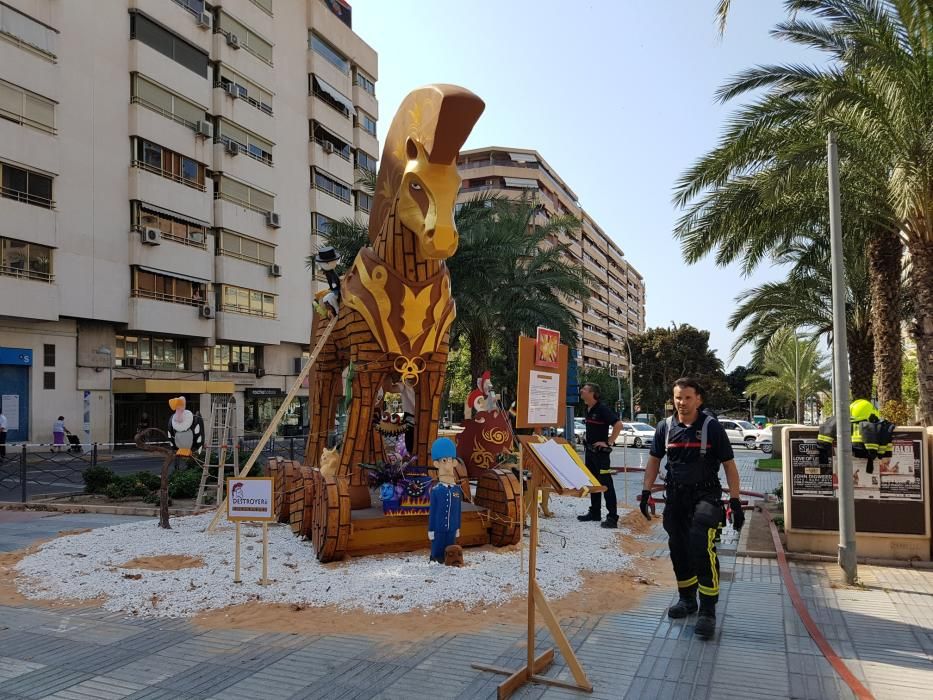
368, 84, 485, 244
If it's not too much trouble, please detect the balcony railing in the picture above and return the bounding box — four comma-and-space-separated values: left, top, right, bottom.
131, 289, 203, 307
218, 303, 276, 319
132, 160, 206, 192
1, 185, 54, 209
0, 263, 53, 282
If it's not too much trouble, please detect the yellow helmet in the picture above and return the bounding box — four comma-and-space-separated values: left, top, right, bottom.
850, 399, 878, 422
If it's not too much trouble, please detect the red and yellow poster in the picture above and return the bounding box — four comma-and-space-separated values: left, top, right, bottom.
535, 327, 560, 368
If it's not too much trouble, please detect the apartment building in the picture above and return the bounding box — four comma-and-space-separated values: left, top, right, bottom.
457, 147, 646, 374
0, 0, 377, 444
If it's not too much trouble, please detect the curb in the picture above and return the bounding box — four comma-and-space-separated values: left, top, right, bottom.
0, 501, 209, 518
738, 547, 933, 570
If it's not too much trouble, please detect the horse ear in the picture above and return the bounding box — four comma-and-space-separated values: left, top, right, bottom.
405, 137, 419, 161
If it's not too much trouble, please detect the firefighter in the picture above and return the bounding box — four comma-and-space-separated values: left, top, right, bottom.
639, 377, 744, 640
817, 399, 895, 473
577, 383, 624, 528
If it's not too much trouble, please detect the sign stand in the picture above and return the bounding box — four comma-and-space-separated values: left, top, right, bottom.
473, 435, 603, 698
234, 522, 242, 584
261, 522, 270, 585
226, 476, 276, 584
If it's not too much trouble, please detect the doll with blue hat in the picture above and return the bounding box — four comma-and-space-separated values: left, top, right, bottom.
428, 437, 463, 563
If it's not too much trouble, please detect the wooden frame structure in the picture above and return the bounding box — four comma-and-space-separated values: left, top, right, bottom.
472, 435, 604, 698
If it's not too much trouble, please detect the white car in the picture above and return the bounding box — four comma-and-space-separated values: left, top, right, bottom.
573, 417, 586, 443
615, 422, 656, 448
718, 418, 768, 449
756, 435, 773, 454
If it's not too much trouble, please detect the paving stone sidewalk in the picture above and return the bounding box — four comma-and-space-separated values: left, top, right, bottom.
1, 457, 931, 699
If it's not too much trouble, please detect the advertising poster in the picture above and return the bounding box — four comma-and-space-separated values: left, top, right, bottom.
831, 432, 923, 501
790, 437, 833, 497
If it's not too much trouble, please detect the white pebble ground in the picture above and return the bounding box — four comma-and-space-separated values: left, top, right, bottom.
16, 496, 639, 618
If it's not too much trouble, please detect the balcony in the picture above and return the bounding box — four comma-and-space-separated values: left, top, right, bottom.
214, 254, 277, 293
129, 103, 213, 167
309, 186, 354, 222
211, 86, 273, 139
129, 165, 212, 224
212, 141, 275, 192
215, 309, 280, 345
0, 118, 58, 176
129, 40, 210, 109
352, 124, 379, 159
127, 295, 213, 339
309, 140, 353, 182
0, 273, 58, 320
129, 0, 213, 54
0, 192, 57, 248
308, 94, 354, 143
352, 83, 378, 120
211, 33, 272, 88
213, 196, 272, 234
128, 228, 213, 281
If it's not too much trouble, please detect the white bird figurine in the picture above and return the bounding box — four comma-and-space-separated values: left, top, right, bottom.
167, 396, 204, 457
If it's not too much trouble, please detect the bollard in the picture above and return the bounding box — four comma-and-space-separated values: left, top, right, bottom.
92, 442, 98, 467
20, 445, 27, 503
289, 437, 295, 461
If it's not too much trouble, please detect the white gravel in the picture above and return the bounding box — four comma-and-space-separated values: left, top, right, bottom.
15, 497, 641, 618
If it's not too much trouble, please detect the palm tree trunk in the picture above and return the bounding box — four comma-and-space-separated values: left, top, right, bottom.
468, 329, 490, 386
907, 236, 933, 425
868, 229, 903, 405
848, 331, 874, 400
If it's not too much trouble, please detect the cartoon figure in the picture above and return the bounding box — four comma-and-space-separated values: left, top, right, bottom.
314, 246, 342, 316
428, 437, 463, 564
465, 371, 495, 419
167, 396, 204, 457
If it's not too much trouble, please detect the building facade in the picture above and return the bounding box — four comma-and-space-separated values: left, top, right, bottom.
457, 147, 646, 375
0, 0, 377, 444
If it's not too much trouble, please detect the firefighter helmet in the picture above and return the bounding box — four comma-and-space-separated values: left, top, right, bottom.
850, 399, 878, 423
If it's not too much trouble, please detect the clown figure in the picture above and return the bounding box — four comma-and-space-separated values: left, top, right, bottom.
428, 438, 463, 563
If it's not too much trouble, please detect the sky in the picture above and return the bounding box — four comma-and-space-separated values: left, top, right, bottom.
349, 0, 820, 370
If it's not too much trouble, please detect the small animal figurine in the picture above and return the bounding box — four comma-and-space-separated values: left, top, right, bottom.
166, 396, 204, 457
444, 544, 464, 567
319, 446, 340, 478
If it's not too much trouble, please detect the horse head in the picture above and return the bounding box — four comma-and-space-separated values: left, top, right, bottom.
397, 136, 462, 259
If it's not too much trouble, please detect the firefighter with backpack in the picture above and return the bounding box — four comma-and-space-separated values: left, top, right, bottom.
639, 377, 744, 640
817, 399, 895, 473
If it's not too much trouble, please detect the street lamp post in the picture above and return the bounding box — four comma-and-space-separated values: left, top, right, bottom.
794, 330, 801, 423
624, 336, 635, 424
95, 347, 113, 448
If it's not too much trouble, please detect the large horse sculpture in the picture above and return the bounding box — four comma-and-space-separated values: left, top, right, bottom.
305, 85, 484, 510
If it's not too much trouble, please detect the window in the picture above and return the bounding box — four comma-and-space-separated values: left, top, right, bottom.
130, 12, 208, 77
311, 122, 350, 160
356, 191, 372, 213
217, 119, 273, 165
43, 372, 54, 390
218, 284, 276, 318
215, 175, 274, 214
203, 343, 259, 372
218, 229, 275, 264
216, 65, 273, 115
171, 0, 204, 15
131, 73, 205, 128
312, 169, 351, 203
313, 213, 335, 237
250, 0, 272, 15
354, 70, 375, 96
355, 150, 377, 174
309, 33, 348, 73
217, 12, 273, 65
43, 344, 55, 366
0, 236, 53, 281
310, 75, 352, 118
0, 162, 53, 208
116, 334, 188, 369
0, 79, 55, 133
356, 110, 376, 137
131, 267, 206, 306
132, 138, 206, 190
132, 202, 207, 247
0, 2, 56, 57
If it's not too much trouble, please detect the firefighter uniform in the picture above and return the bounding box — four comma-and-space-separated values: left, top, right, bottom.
817, 399, 895, 473
580, 400, 620, 524
651, 411, 734, 610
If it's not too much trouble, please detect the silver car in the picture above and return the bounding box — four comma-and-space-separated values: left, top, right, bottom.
614, 422, 656, 448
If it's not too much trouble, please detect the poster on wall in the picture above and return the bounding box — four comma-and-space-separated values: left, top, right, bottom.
790, 437, 833, 497
832, 432, 923, 501
535, 327, 560, 368
1, 395, 19, 431
527, 370, 559, 424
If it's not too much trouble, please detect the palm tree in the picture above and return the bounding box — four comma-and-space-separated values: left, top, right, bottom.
676, 1, 926, 415
746, 326, 831, 420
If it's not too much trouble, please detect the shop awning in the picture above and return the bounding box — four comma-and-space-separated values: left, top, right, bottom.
113, 379, 235, 394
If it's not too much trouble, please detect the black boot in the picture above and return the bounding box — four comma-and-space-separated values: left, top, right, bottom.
695, 599, 716, 639
577, 510, 601, 522
667, 586, 698, 619
600, 515, 619, 529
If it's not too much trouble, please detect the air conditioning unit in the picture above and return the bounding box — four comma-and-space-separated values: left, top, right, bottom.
226, 33, 240, 49
321, 140, 334, 154
194, 120, 212, 138
265, 211, 281, 228
225, 140, 240, 156
141, 228, 161, 245
255, 368, 265, 378
268, 263, 282, 277
197, 11, 211, 29
293, 357, 304, 374
224, 82, 238, 98
124, 358, 139, 368
236, 362, 247, 373
189, 230, 205, 245
199, 305, 215, 319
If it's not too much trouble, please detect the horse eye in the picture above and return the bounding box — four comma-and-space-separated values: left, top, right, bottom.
410, 182, 422, 191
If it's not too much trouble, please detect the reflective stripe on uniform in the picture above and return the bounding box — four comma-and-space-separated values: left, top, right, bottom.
677, 576, 698, 589
698, 527, 719, 597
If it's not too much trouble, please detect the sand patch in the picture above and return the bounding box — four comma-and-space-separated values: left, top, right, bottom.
120, 555, 204, 571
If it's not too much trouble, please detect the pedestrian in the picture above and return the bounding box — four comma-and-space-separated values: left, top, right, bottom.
577, 383, 623, 528
52, 415, 68, 452
0, 411, 7, 459
137, 412, 150, 435
639, 377, 744, 640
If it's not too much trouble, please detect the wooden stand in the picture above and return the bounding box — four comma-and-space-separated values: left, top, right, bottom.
473, 435, 604, 698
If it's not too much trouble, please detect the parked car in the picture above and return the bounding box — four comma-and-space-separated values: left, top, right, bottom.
718, 418, 768, 449
573, 417, 586, 443
614, 422, 656, 448
756, 435, 773, 454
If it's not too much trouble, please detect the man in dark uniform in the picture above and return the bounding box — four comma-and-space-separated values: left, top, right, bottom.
639, 377, 744, 640
577, 383, 624, 528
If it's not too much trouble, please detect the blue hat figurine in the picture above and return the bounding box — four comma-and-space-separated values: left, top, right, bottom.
431, 437, 457, 462
428, 437, 463, 564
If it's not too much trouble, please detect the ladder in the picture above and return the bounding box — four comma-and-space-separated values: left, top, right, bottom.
196, 394, 239, 509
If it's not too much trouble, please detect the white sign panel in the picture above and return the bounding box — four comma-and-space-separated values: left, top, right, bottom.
2, 395, 19, 431
527, 370, 559, 424
227, 477, 275, 522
